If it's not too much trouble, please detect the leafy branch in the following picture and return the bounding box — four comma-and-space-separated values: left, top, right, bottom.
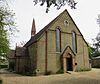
33, 0, 77, 13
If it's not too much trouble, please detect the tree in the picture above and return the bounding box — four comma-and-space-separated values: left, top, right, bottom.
88, 45, 100, 58
90, 32, 100, 58
97, 14, 100, 27
0, 1, 16, 60
90, 14, 100, 58
33, 0, 77, 13
93, 32, 100, 50
0, 28, 9, 56
89, 14, 100, 58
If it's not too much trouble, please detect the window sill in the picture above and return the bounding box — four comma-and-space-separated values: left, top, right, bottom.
56, 52, 61, 54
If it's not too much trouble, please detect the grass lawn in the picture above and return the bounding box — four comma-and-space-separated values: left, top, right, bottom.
0, 68, 100, 84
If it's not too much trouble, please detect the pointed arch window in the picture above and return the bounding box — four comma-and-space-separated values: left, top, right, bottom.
56, 28, 61, 52
72, 31, 77, 53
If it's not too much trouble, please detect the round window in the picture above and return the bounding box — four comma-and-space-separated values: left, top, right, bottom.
64, 20, 69, 26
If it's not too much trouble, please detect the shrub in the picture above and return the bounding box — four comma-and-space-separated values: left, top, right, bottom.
24, 72, 33, 76
0, 65, 8, 68
56, 69, 64, 74
77, 68, 91, 72
44, 71, 52, 75
16, 71, 34, 76
92, 65, 100, 68
0, 80, 2, 84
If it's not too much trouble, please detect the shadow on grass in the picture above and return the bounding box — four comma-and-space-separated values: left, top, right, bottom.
0, 80, 2, 84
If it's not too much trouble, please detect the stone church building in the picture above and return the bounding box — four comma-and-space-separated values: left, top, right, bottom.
8, 9, 91, 75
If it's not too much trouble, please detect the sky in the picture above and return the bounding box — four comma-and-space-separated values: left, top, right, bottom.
8, 0, 100, 49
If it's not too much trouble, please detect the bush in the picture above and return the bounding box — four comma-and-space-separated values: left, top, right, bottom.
44, 71, 52, 75
16, 71, 34, 76
0, 80, 2, 84
92, 66, 100, 68
77, 68, 91, 72
0, 65, 8, 68
56, 69, 64, 74
16, 66, 36, 76
24, 72, 33, 76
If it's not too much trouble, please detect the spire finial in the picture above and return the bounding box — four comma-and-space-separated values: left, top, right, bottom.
31, 18, 36, 37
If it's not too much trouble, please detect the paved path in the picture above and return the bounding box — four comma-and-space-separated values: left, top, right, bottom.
0, 68, 100, 84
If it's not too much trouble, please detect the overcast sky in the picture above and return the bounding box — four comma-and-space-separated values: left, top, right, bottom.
8, 0, 100, 49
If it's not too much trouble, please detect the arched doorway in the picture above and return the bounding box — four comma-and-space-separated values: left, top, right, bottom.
61, 46, 75, 73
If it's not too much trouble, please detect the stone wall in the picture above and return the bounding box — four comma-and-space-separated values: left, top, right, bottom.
28, 43, 37, 74
15, 57, 26, 73
36, 34, 46, 75
28, 10, 90, 75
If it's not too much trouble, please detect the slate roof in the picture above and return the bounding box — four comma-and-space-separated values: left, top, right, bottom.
24, 9, 88, 47
24, 10, 64, 47
24, 25, 49, 47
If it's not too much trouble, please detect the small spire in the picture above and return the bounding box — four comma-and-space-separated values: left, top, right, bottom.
15, 43, 17, 48
31, 18, 36, 37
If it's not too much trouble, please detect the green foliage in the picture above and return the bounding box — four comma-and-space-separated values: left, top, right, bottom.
92, 65, 100, 68
88, 46, 94, 58
0, 80, 2, 84
33, 0, 77, 13
76, 68, 91, 72
88, 45, 100, 58
0, 29, 9, 56
24, 72, 34, 76
16, 66, 35, 76
44, 71, 52, 75
0, 2, 16, 61
88, 26, 100, 58
0, 65, 8, 68
17, 72, 34, 76
56, 69, 64, 74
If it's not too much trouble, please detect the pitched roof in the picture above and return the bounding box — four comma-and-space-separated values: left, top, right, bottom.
24, 9, 88, 47
24, 10, 65, 47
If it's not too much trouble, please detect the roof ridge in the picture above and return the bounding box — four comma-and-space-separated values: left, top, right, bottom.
24, 9, 88, 47
24, 9, 68, 47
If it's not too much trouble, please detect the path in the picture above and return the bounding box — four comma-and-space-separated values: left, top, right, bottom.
0, 68, 100, 84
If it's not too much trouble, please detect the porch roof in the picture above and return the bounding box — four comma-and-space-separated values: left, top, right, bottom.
61, 46, 76, 57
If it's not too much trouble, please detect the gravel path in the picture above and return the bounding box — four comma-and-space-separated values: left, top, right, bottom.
0, 68, 100, 84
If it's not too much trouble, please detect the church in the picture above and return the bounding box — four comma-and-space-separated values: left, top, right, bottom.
8, 9, 91, 75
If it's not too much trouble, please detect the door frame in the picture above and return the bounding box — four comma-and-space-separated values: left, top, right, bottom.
63, 53, 73, 73
66, 55, 73, 71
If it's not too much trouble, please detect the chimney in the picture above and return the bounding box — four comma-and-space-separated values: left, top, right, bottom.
31, 18, 36, 37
